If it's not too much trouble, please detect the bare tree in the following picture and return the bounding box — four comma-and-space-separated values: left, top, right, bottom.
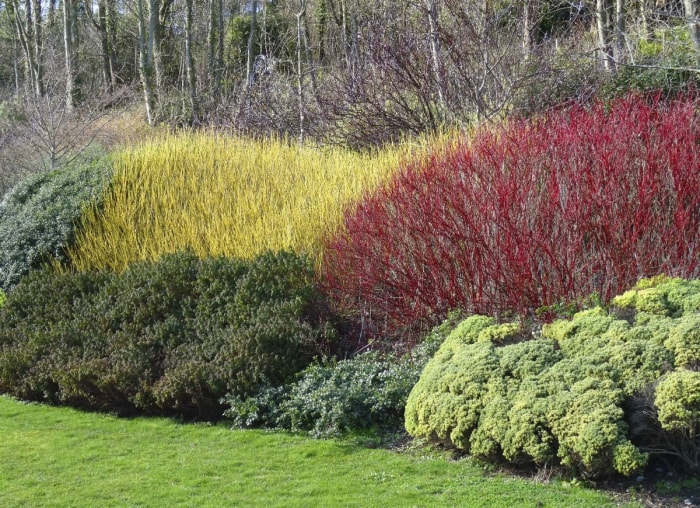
10, 0, 43, 96
684, 0, 700, 55
62, 0, 76, 110
184, 0, 196, 123
137, 0, 157, 123
426, 0, 446, 116
597, 0, 615, 70
16, 78, 124, 170
246, 0, 258, 89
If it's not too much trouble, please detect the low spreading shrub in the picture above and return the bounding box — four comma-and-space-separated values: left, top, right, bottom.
0, 147, 113, 292
322, 94, 700, 341
0, 250, 336, 418
223, 312, 458, 437
224, 351, 418, 438
405, 277, 700, 477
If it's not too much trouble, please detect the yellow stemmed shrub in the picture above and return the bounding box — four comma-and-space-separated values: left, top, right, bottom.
68, 132, 418, 271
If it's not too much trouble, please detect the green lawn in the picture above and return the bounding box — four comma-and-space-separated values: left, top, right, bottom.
0, 396, 634, 507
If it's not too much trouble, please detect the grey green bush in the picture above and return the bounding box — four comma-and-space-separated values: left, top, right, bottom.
405, 276, 700, 476
0, 146, 113, 292
223, 311, 459, 437
225, 351, 420, 438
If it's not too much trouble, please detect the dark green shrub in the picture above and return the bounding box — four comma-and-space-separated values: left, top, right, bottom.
405, 277, 700, 477
601, 65, 696, 100
0, 250, 336, 418
0, 147, 113, 292
0, 268, 109, 403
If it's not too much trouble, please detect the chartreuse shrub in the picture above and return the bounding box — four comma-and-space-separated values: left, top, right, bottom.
322, 94, 700, 341
0, 146, 113, 292
405, 277, 700, 476
0, 250, 336, 418
68, 132, 423, 272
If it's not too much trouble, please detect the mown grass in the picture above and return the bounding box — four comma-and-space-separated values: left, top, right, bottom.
0, 396, 635, 507
68, 133, 423, 272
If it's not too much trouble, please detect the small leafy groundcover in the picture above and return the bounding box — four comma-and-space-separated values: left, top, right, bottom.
224, 313, 459, 437
405, 276, 700, 477
0, 250, 336, 419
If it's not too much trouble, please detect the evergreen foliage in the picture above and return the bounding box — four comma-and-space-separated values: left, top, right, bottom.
405, 277, 700, 476
0, 250, 336, 419
223, 312, 458, 437
0, 148, 112, 292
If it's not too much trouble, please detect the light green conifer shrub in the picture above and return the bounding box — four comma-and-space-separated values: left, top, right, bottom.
654, 369, 700, 470
405, 276, 700, 476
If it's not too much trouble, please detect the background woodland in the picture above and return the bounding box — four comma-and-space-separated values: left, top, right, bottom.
2, 0, 700, 182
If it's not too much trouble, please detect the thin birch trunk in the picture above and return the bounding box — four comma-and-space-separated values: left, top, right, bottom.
684, 0, 700, 59
184, 0, 197, 123
596, 0, 614, 70
426, 0, 446, 116
137, 0, 156, 124
296, 0, 306, 143
31, 0, 43, 96
63, 0, 76, 110
246, 0, 258, 89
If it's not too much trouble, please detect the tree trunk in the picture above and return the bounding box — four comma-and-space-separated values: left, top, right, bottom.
614, 0, 626, 65
684, 0, 700, 57
97, 0, 116, 90
184, 0, 197, 123
301, 1, 320, 106
317, 0, 328, 62
476, 0, 491, 37
149, 0, 165, 114
217, 0, 224, 83
9, 0, 34, 96
12, 15, 21, 96
426, 0, 446, 117
31, 0, 43, 96
325, 0, 357, 88
246, 0, 258, 89
342, 0, 359, 95
296, 0, 306, 143
639, 0, 654, 41
137, 0, 157, 124
596, 0, 614, 70
13, 0, 43, 97
63, 0, 76, 110
208, 0, 217, 89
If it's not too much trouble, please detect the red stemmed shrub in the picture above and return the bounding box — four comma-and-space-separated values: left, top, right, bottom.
321, 94, 700, 342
